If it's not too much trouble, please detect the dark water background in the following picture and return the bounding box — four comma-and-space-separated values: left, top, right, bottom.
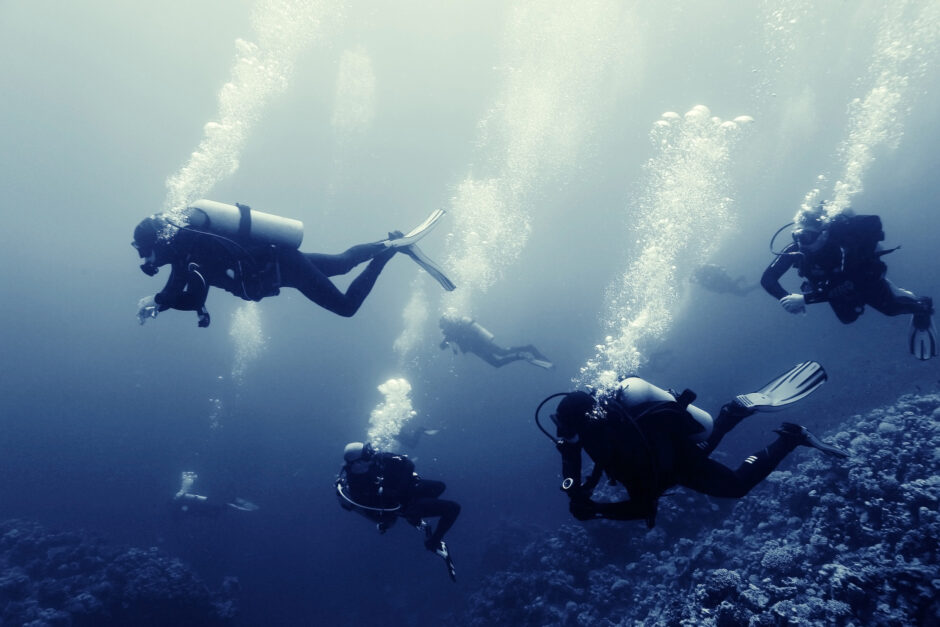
1, 1, 938, 624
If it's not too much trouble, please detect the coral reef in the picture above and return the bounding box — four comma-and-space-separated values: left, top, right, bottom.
465, 393, 940, 626
0, 519, 237, 626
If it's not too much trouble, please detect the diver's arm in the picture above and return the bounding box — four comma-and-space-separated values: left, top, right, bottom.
153, 261, 189, 311
760, 248, 795, 300
557, 437, 584, 496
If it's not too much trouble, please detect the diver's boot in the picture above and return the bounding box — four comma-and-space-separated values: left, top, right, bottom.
773, 422, 848, 459
376, 230, 404, 248
909, 298, 936, 360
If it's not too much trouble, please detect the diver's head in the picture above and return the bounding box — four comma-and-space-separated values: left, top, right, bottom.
552, 391, 596, 439
133, 216, 162, 258
792, 202, 829, 252
133, 215, 168, 275
343, 442, 375, 473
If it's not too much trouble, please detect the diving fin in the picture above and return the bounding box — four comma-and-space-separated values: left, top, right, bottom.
734, 361, 827, 412
386, 209, 447, 249
226, 498, 259, 512
528, 358, 555, 370
909, 314, 937, 360
402, 244, 457, 291
435, 541, 457, 582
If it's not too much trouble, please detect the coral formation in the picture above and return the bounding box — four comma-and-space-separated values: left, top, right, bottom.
0, 519, 237, 626
465, 393, 940, 626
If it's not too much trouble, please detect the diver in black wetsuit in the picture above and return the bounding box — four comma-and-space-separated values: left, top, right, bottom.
550, 374, 846, 528
132, 201, 450, 328
336, 442, 459, 580
761, 203, 935, 359
439, 315, 553, 370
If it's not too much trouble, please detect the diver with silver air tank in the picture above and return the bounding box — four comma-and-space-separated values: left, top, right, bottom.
132, 199, 455, 327
537, 361, 847, 528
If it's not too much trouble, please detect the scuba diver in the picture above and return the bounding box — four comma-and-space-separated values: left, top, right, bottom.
538, 361, 847, 527
690, 263, 759, 296
439, 314, 554, 370
168, 471, 258, 519
336, 442, 459, 582
762, 202, 936, 360
133, 199, 456, 328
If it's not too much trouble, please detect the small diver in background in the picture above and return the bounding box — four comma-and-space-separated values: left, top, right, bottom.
169, 472, 258, 519
394, 422, 440, 450
133, 200, 455, 328
439, 313, 554, 370
690, 263, 759, 296
336, 442, 459, 581
762, 202, 935, 360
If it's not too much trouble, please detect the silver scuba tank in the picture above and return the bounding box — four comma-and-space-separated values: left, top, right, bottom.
184, 199, 304, 248
616, 377, 714, 441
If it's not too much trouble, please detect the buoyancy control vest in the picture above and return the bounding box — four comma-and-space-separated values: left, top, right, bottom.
178, 200, 304, 301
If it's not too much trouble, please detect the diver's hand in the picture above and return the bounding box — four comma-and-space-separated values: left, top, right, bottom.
137, 296, 158, 325
780, 293, 806, 314
197, 307, 210, 328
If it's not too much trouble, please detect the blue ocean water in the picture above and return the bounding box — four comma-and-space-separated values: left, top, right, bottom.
0, 1, 938, 624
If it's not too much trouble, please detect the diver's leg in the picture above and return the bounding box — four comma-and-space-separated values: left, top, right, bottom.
303, 242, 388, 277
405, 498, 460, 548
411, 479, 446, 500
866, 279, 932, 316
510, 344, 543, 360
681, 435, 799, 498
479, 350, 516, 368
696, 402, 754, 457
280, 247, 395, 317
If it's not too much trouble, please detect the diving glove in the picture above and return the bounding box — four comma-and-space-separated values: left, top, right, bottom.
137, 296, 158, 325
780, 293, 806, 314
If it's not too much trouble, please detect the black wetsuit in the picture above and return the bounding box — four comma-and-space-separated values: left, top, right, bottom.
761, 214, 931, 323
341, 452, 460, 547
151, 227, 394, 322
558, 397, 800, 527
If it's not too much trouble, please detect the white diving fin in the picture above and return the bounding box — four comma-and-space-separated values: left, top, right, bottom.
386, 208, 447, 249
402, 244, 456, 291
909, 314, 937, 361
734, 361, 827, 412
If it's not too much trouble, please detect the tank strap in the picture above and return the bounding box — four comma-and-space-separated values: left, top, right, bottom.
236, 203, 252, 241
